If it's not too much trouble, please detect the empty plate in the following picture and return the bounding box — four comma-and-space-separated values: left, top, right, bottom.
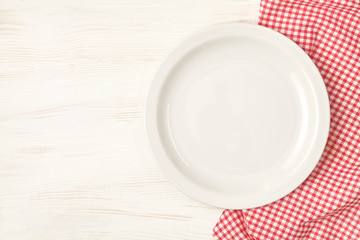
145, 23, 330, 209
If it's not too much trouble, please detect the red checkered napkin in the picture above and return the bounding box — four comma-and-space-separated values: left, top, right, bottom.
213, 0, 360, 239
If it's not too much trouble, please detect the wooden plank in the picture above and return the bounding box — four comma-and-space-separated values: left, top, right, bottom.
0, 0, 260, 239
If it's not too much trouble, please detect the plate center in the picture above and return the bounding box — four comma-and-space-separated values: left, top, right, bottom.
167, 59, 301, 174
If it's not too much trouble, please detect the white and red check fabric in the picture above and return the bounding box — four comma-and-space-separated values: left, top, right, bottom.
213, 0, 360, 239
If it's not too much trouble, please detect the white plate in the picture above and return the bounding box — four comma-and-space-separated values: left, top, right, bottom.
145, 23, 329, 209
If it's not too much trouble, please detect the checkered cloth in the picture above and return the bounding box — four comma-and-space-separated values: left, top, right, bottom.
213, 0, 360, 239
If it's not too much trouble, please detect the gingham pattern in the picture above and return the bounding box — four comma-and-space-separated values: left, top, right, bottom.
213, 0, 360, 239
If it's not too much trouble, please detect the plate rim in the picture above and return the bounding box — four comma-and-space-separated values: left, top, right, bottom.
144, 23, 330, 209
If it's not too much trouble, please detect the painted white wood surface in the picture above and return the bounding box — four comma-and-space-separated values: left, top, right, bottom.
0, 0, 260, 239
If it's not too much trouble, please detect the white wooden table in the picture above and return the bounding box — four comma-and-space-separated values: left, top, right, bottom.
0, 1, 259, 239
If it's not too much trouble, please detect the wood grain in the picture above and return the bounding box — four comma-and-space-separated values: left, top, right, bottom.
0, 0, 260, 239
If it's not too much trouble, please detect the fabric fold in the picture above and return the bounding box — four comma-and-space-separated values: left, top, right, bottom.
213, 0, 360, 239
